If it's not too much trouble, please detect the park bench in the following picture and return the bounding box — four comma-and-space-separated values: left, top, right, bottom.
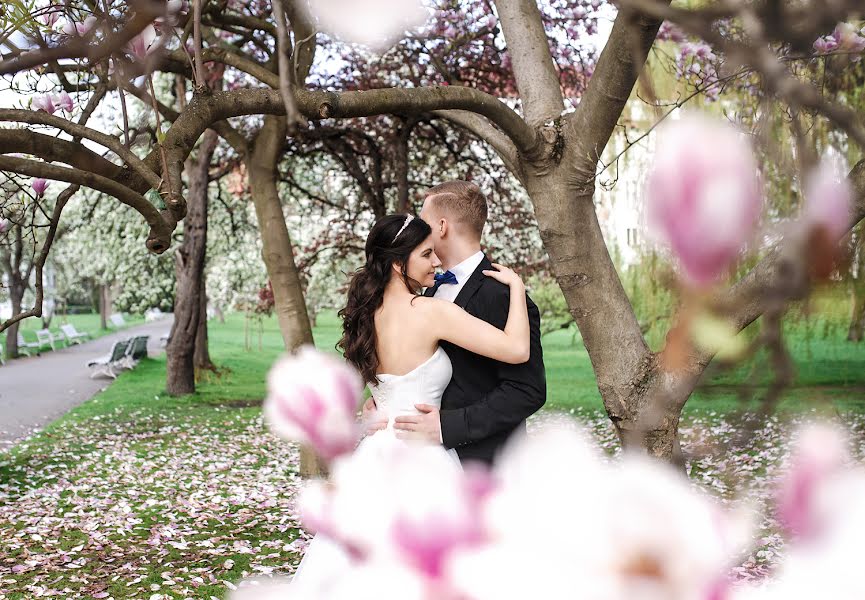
59, 323, 91, 345
17, 333, 41, 356
108, 313, 126, 329
35, 328, 57, 352
86, 339, 130, 379
119, 335, 149, 369
144, 308, 164, 322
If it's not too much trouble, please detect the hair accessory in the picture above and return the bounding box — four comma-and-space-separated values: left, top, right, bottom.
391, 214, 414, 243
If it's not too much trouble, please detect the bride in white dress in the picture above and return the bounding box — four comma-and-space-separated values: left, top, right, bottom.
292, 213, 529, 586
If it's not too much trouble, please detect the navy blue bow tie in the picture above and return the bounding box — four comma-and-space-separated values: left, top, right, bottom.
431, 270, 458, 294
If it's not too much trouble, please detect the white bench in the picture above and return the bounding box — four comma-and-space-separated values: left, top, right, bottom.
17, 333, 41, 356
35, 328, 56, 351
60, 323, 91, 345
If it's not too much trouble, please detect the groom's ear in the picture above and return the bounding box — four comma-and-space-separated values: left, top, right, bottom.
439, 218, 448, 238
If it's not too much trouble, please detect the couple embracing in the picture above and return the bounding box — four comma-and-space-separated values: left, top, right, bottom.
294, 180, 546, 583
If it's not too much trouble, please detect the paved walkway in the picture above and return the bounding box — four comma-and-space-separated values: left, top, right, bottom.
0, 317, 174, 450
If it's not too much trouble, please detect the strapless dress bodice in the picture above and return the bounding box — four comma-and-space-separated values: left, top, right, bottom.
367, 346, 452, 427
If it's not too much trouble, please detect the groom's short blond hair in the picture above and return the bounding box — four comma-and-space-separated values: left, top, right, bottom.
424, 180, 488, 239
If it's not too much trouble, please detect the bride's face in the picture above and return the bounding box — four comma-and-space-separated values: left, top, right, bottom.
406, 234, 441, 288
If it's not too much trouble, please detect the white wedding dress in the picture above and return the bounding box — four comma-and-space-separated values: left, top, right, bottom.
292, 346, 457, 586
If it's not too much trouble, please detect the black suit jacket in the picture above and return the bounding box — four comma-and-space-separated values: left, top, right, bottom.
425, 256, 546, 465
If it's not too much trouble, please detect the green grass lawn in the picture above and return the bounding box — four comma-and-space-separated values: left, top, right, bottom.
46, 309, 865, 420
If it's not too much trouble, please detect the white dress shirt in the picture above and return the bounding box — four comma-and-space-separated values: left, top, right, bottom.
432, 250, 484, 303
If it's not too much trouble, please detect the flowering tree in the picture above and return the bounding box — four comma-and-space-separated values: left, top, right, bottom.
1, 0, 864, 461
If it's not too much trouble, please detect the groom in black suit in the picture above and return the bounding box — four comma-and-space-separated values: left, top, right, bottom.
389, 180, 547, 465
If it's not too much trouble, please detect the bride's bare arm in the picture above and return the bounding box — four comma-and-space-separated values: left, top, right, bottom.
425, 264, 530, 364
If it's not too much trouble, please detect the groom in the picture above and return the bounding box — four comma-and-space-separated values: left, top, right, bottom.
367, 180, 546, 465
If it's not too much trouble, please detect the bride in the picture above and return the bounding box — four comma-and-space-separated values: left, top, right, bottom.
292, 212, 529, 585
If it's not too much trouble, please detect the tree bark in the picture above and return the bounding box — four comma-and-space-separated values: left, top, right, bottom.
99, 284, 109, 330
166, 129, 218, 395
248, 115, 323, 478
4, 283, 24, 359
849, 295, 865, 342
194, 272, 213, 369
848, 242, 865, 342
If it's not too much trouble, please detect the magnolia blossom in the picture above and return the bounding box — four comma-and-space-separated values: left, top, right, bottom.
32, 178, 49, 197
61, 16, 96, 36
264, 346, 361, 461
0, 218, 9, 235
645, 114, 763, 287
813, 36, 839, 54
37, 4, 61, 27
447, 425, 747, 600
31, 94, 56, 114
304, 0, 429, 51
776, 423, 850, 541
832, 22, 865, 53
127, 25, 158, 60
735, 424, 865, 600
800, 156, 852, 242
55, 91, 74, 113
299, 433, 485, 576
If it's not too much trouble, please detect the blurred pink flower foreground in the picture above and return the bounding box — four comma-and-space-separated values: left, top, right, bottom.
646, 115, 763, 287
264, 346, 361, 461
303, 0, 429, 51
801, 157, 852, 242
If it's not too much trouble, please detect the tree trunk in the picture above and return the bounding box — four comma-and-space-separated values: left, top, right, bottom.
248, 116, 323, 478
4, 283, 24, 359
848, 244, 865, 341
194, 272, 213, 369
166, 129, 218, 395
849, 289, 865, 341
99, 284, 110, 330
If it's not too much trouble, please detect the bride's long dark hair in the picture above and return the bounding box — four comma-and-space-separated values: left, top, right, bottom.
338, 214, 432, 384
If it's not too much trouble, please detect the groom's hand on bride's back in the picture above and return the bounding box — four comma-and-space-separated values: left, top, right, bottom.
361, 397, 388, 436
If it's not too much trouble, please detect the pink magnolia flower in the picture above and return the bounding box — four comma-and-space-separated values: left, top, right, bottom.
304, 0, 429, 52
61, 16, 96, 36
55, 91, 74, 113
300, 433, 485, 578
32, 178, 49, 197
448, 423, 749, 600
800, 156, 852, 241
127, 25, 158, 60
31, 94, 56, 114
37, 5, 61, 28
645, 114, 763, 287
813, 36, 839, 54
734, 424, 865, 600
776, 423, 850, 541
833, 22, 865, 53
263, 346, 361, 461
0, 218, 9, 235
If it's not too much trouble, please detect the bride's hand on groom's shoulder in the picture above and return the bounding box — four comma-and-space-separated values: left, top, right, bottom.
482, 263, 524, 289
361, 397, 387, 436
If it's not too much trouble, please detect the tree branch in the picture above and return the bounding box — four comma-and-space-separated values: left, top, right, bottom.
432, 109, 524, 182
0, 154, 173, 252
0, 2, 161, 76
566, 4, 667, 185
494, 0, 565, 125
0, 185, 78, 333
155, 86, 539, 175
0, 109, 162, 190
